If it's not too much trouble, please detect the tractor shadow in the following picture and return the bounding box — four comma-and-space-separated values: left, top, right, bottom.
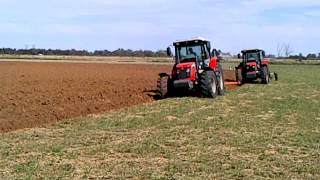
143, 89, 203, 100
143, 90, 163, 100
242, 80, 267, 85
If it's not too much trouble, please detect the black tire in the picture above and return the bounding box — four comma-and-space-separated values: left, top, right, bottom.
217, 68, 225, 96
157, 75, 171, 98
199, 70, 218, 98
235, 68, 243, 85
261, 66, 270, 84
274, 72, 278, 81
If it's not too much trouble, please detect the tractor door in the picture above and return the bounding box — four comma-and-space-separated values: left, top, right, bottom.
202, 43, 212, 69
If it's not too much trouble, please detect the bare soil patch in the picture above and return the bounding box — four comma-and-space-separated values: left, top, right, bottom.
0, 61, 236, 132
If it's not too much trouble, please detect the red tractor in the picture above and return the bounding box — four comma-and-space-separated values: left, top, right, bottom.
236, 49, 277, 84
157, 37, 225, 98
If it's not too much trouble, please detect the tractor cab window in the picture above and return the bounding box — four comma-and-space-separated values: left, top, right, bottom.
245, 52, 259, 62
178, 47, 187, 58
177, 45, 202, 63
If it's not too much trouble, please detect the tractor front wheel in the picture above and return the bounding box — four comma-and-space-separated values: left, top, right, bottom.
157, 75, 172, 98
261, 66, 270, 84
199, 70, 218, 98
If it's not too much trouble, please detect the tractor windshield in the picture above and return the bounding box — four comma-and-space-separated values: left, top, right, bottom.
244, 52, 259, 62
176, 44, 208, 64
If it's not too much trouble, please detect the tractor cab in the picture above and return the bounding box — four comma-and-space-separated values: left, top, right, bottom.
172, 37, 212, 69
240, 49, 266, 65
166, 37, 220, 81
239, 49, 269, 72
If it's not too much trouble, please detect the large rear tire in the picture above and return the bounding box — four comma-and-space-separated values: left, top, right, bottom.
261, 66, 270, 84
235, 68, 243, 85
217, 68, 225, 96
157, 75, 172, 98
199, 70, 218, 98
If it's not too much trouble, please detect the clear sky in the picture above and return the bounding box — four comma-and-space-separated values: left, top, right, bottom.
0, 0, 319, 55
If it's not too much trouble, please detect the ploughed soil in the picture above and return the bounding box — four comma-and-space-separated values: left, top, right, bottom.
0, 62, 237, 133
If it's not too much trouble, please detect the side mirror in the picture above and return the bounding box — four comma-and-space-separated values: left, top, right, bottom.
166, 47, 172, 57
237, 54, 241, 59
212, 49, 217, 57
217, 50, 222, 56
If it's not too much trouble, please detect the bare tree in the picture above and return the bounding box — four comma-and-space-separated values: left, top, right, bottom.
277, 43, 293, 57
283, 43, 293, 57
276, 43, 283, 57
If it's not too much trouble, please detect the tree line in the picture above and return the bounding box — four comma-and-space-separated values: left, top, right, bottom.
0, 47, 319, 60
273, 53, 320, 60
0, 48, 168, 57
275, 43, 320, 60
264, 53, 320, 60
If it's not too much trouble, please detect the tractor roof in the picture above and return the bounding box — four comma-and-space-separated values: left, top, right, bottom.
241, 49, 263, 53
174, 37, 210, 45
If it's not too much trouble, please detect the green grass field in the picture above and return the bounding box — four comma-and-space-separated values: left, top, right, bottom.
0, 64, 319, 179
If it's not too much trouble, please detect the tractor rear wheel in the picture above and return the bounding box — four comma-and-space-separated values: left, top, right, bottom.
235, 68, 243, 85
199, 70, 218, 98
217, 69, 225, 96
157, 75, 172, 98
261, 66, 270, 84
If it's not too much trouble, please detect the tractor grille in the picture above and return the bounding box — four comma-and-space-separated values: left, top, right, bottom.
177, 69, 191, 79
246, 66, 256, 72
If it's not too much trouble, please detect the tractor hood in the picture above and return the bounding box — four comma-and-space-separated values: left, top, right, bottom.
176, 62, 196, 69
174, 62, 197, 81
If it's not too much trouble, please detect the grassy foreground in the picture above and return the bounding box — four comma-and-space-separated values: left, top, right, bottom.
0, 65, 319, 179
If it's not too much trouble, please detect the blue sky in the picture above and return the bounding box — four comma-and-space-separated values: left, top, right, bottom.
0, 0, 319, 54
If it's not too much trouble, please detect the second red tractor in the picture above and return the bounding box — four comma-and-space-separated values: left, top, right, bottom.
236, 49, 278, 84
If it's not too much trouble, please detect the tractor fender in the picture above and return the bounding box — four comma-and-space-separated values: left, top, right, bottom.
209, 57, 218, 71
262, 58, 269, 65
235, 62, 243, 70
